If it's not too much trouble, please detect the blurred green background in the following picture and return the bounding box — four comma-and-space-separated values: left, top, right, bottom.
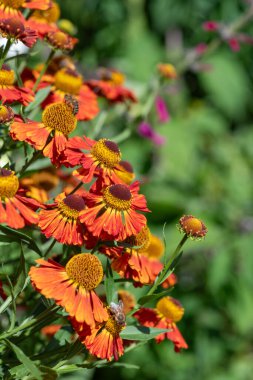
58, 1, 253, 379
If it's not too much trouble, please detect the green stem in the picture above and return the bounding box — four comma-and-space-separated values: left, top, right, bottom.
0, 39, 12, 70
44, 239, 57, 258
32, 49, 55, 92
147, 234, 188, 296
18, 150, 41, 177
0, 305, 59, 341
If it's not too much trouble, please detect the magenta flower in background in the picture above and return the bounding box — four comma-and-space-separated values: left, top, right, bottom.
155, 96, 170, 123
138, 121, 166, 146
202, 21, 219, 32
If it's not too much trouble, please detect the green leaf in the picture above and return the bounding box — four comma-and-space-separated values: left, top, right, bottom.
0, 225, 42, 256
13, 243, 28, 298
105, 259, 117, 304
120, 325, 169, 341
25, 86, 52, 113
138, 288, 173, 306
97, 362, 140, 369
5, 340, 43, 380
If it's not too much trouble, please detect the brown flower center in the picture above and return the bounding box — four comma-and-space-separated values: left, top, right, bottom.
42, 102, 77, 135
55, 68, 82, 95
58, 194, 85, 219
103, 184, 132, 211
156, 297, 184, 323
1, 0, 24, 9
91, 139, 121, 169
0, 64, 15, 86
65, 253, 103, 291
0, 169, 19, 198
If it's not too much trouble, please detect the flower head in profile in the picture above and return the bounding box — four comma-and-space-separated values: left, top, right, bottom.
63, 136, 126, 184
0, 0, 52, 20
114, 160, 135, 185
46, 30, 78, 52
157, 63, 177, 79
29, 253, 108, 327
134, 296, 188, 352
38, 192, 88, 246
0, 17, 38, 47
0, 168, 42, 229
86, 67, 137, 103
178, 215, 207, 240
10, 99, 78, 165
0, 64, 34, 105
71, 301, 126, 361
80, 179, 150, 240
0, 104, 14, 124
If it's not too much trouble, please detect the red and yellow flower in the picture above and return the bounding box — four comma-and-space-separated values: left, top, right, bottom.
63, 136, 126, 184
80, 179, 149, 240
0, 17, 38, 47
178, 215, 207, 239
10, 100, 77, 165
71, 306, 125, 361
86, 67, 137, 103
29, 253, 108, 326
0, 168, 42, 229
0, 0, 52, 20
134, 296, 188, 352
157, 63, 177, 79
0, 104, 14, 124
46, 30, 78, 52
27, 0, 60, 38
37, 67, 99, 121
0, 64, 34, 105
38, 192, 88, 246
114, 160, 135, 185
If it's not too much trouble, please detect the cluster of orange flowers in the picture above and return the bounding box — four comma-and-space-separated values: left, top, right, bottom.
0, 0, 207, 362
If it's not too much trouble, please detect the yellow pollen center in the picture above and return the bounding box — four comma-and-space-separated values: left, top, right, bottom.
32, 2, 60, 23
42, 102, 77, 135
103, 184, 132, 211
141, 234, 165, 259
110, 71, 125, 86
105, 316, 124, 336
125, 225, 151, 252
65, 253, 103, 291
0, 171, 19, 198
0, 68, 15, 86
54, 69, 82, 95
1, 0, 24, 9
91, 139, 121, 169
0, 105, 9, 118
156, 297, 184, 323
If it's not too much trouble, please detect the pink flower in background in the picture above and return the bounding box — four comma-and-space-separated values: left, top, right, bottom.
138, 122, 166, 146
195, 43, 207, 55
228, 37, 240, 52
155, 96, 170, 123
202, 21, 219, 32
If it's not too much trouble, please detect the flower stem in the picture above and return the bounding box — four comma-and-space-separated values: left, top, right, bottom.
44, 239, 57, 258
0, 39, 12, 70
32, 49, 55, 92
68, 181, 83, 195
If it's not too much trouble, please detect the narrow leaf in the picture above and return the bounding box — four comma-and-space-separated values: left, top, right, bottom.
105, 259, 117, 304
25, 86, 51, 112
120, 325, 170, 341
0, 225, 42, 256
138, 288, 173, 306
5, 340, 43, 380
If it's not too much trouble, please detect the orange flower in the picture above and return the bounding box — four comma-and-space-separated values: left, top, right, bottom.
134, 296, 188, 352
0, 104, 14, 124
10, 100, 77, 165
80, 179, 149, 240
29, 254, 108, 327
0, 168, 42, 229
41, 324, 61, 338
71, 303, 125, 361
178, 215, 207, 239
0, 17, 38, 47
86, 67, 137, 103
114, 160, 135, 185
38, 192, 88, 246
27, 0, 60, 38
63, 136, 126, 184
0, 64, 34, 105
38, 67, 99, 121
46, 30, 78, 51
157, 63, 177, 79
111, 226, 163, 286
0, 0, 51, 20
